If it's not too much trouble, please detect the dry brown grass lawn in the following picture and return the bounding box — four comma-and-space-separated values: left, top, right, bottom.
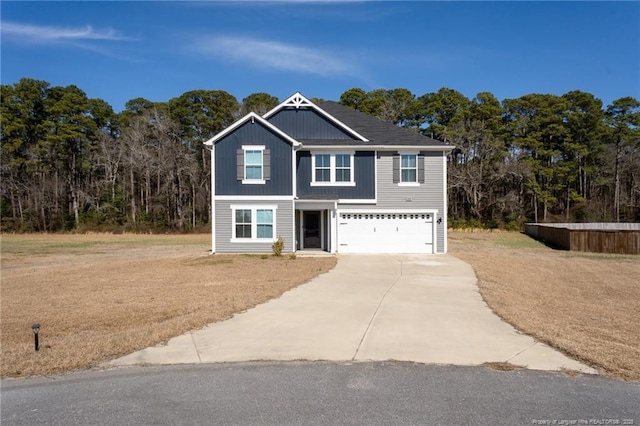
1, 234, 336, 378
449, 230, 640, 381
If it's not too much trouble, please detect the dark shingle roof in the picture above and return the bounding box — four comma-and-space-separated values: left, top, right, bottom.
318, 101, 449, 147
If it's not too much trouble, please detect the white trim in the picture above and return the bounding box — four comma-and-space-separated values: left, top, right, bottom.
295, 200, 338, 210
304, 145, 454, 151
299, 209, 326, 251
374, 150, 378, 203
338, 199, 377, 204
230, 204, 278, 243
215, 195, 294, 201
242, 144, 265, 150
292, 200, 296, 252
443, 152, 448, 254
204, 112, 300, 147
339, 208, 438, 215
242, 179, 266, 185
310, 152, 355, 185
330, 208, 337, 254
291, 146, 297, 200
398, 182, 420, 187
310, 182, 356, 187
263, 92, 369, 142
210, 144, 216, 254
432, 211, 438, 254
230, 204, 279, 212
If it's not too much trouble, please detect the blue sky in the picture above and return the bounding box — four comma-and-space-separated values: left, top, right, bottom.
2, 1, 638, 112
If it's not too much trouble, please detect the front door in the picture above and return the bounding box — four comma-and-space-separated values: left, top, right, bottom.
303, 211, 321, 249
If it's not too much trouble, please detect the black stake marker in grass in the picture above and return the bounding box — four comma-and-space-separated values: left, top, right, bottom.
31, 323, 40, 351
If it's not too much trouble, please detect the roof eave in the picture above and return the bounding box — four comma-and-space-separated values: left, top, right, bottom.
299, 144, 455, 151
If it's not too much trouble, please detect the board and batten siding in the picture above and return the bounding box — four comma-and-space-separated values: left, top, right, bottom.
215, 121, 293, 196
374, 151, 446, 253
215, 200, 295, 253
267, 108, 353, 140
296, 151, 375, 200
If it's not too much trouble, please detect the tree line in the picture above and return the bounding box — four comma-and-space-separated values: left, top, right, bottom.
1, 78, 638, 233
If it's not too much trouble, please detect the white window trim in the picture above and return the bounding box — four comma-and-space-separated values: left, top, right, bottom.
399, 152, 419, 186
242, 145, 265, 185
310, 152, 356, 187
230, 204, 278, 242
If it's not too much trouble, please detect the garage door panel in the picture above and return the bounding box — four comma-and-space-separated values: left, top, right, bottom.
338, 213, 433, 254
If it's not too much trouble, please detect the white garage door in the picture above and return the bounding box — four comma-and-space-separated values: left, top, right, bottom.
338, 212, 434, 253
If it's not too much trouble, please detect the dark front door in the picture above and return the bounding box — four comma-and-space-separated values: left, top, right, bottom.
303, 211, 321, 249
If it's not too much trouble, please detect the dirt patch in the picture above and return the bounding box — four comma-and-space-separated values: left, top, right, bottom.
1, 234, 336, 378
449, 230, 640, 381
481, 362, 525, 372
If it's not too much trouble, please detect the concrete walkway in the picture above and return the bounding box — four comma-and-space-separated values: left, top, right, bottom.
109, 255, 596, 374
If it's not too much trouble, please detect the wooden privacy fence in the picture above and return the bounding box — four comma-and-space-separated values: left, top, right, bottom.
524, 223, 640, 255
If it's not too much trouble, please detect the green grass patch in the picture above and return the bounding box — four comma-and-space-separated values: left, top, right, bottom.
494, 233, 547, 249
0, 234, 210, 257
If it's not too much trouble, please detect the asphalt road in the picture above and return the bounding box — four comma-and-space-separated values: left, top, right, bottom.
2, 362, 638, 426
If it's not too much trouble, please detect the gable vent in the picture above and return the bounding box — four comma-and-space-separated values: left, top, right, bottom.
283, 93, 314, 109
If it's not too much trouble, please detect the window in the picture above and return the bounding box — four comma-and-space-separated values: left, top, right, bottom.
315, 154, 331, 182
231, 205, 277, 241
245, 150, 263, 180
256, 209, 273, 238
335, 154, 351, 182
311, 152, 355, 186
401, 154, 417, 183
393, 153, 423, 185
235, 209, 252, 239
237, 145, 269, 184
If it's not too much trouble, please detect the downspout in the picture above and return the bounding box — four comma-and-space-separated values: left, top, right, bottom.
292, 144, 300, 253
204, 143, 215, 254
331, 200, 338, 254
442, 151, 448, 254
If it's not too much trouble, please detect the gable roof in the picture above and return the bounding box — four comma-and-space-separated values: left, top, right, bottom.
203, 112, 301, 147
316, 101, 452, 149
263, 92, 369, 142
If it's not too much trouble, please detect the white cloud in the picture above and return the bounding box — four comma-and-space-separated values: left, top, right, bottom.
196, 36, 357, 77
1, 21, 131, 42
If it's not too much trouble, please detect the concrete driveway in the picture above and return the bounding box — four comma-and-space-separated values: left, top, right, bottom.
109, 255, 596, 374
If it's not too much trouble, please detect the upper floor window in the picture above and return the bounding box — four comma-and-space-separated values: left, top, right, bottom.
401, 154, 417, 183
393, 153, 424, 186
315, 154, 331, 182
245, 150, 263, 180
237, 145, 270, 184
311, 152, 355, 186
335, 154, 351, 182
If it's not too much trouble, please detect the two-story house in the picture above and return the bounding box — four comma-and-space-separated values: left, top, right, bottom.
204, 92, 453, 254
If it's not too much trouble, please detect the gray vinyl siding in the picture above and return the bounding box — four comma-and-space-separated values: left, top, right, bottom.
268, 108, 353, 140
375, 151, 446, 253
215, 121, 293, 196
215, 200, 294, 253
296, 151, 375, 200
